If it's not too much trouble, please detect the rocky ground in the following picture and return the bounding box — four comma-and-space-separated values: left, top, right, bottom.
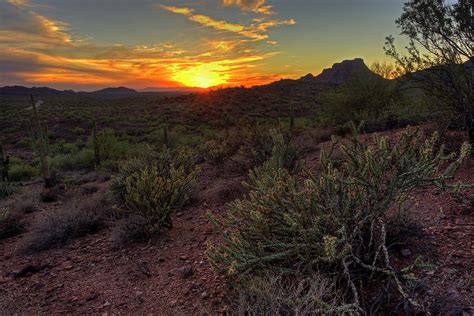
0, 128, 473, 315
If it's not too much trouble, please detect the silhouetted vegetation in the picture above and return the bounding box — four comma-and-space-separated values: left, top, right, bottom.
385, 0, 473, 141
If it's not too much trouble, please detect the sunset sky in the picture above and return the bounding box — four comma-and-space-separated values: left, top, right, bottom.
0, 0, 407, 91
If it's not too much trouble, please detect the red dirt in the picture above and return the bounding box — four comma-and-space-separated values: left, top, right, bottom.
0, 128, 473, 314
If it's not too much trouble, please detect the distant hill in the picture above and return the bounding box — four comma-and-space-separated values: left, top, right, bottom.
141, 87, 204, 93
0, 86, 75, 96
90, 87, 137, 94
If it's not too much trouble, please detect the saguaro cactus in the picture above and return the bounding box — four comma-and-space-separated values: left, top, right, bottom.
289, 102, 295, 133
92, 120, 100, 168
0, 142, 9, 182
163, 124, 169, 147
25, 119, 36, 152
29, 94, 52, 187
42, 121, 50, 155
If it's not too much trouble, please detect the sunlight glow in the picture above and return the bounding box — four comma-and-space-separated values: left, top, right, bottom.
171, 63, 230, 88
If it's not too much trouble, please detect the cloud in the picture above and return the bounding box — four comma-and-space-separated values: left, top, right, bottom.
0, 0, 297, 90
221, 0, 274, 15
160, 5, 295, 41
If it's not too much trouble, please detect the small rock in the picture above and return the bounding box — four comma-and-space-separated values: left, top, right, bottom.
101, 301, 111, 308
201, 291, 209, 299
86, 293, 98, 302
177, 265, 193, 279
179, 255, 189, 261
401, 249, 412, 257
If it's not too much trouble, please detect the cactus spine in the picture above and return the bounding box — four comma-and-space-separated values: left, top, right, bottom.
92, 120, 100, 168
30, 94, 52, 187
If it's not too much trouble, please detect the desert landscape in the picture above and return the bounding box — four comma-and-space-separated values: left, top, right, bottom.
1, 0, 473, 315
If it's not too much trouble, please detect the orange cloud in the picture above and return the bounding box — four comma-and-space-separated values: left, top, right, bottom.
159, 5, 295, 41
221, 0, 274, 15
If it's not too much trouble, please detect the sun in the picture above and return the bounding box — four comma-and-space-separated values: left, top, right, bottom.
171, 63, 230, 88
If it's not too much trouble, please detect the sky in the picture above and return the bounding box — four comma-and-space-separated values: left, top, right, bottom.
0, 0, 408, 91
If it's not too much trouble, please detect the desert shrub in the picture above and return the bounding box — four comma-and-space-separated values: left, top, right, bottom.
8, 158, 38, 182
22, 196, 107, 252
50, 148, 94, 171
202, 140, 232, 165
0, 182, 16, 200
318, 76, 403, 130
16, 138, 31, 148
110, 146, 198, 240
0, 208, 24, 240
50, 129, 129, 172
90, 128, 129, 162
239, 125, 273, 167
3, 186, 41, 214
238, 128, 304, 173
208, 127, 471, 313
69, 127, 85, 135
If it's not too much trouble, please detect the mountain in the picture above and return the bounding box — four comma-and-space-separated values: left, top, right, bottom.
302, 58, 379, 84
91, 87, 137, 94
0, 86, 75, 95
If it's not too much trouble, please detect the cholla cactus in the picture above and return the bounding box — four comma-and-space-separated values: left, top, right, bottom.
207, 126, 472, 313
110, 146, 198, 236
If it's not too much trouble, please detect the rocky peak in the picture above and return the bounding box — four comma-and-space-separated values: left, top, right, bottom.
314, 58, 375, 84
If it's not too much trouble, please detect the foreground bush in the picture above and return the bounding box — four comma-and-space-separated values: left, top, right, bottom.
208, 127, 471, 313
110, 147, 198, 241
0, 208, 24, 240
22, 196, 106, 252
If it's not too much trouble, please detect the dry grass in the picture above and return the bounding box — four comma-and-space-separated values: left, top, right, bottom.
0, 208, 24, 240
21, 195, 108, 252
233, 273, 345, 315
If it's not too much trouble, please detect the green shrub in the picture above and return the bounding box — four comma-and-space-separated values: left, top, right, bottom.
111, 146, 198, 240
0, 208, 24, 240
69, 127, 85, 135
16, 138, 31, 148
318, 76, 402, 129
50, 149, 94, 171
50, 129, 129, 171
208, 127, 471, 313
8, 161, 38, 182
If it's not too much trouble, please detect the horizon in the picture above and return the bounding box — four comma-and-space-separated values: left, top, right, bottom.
0, 0, 407, 91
